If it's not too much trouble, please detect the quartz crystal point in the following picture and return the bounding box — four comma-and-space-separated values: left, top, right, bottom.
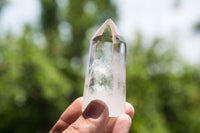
83, 19, 126, 117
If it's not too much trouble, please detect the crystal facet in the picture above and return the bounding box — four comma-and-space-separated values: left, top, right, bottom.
83, 19, 126, 117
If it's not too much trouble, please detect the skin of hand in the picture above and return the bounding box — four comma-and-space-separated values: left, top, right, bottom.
50, 97, 134, 133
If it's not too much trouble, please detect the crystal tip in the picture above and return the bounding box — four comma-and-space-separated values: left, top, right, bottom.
105, 18, 113, 23
92, 18, 121, 40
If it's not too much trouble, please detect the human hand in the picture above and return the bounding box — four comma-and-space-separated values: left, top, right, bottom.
50, 97, 134, 133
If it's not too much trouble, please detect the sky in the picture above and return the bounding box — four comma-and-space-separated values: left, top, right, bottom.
0, 0, 200, 65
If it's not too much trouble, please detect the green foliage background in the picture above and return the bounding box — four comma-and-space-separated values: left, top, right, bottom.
0, 0, 199, 133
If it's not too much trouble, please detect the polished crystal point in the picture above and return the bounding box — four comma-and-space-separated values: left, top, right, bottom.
83, 19, 126, 117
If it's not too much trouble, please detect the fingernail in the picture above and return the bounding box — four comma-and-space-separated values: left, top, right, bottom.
83, 100, 106, 119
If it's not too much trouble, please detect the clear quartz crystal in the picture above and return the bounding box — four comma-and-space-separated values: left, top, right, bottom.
83, 19, 126, 117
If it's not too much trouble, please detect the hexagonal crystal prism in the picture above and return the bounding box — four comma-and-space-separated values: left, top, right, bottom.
83, 19, 126, 117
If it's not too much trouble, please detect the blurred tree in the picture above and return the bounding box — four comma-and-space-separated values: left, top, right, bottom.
0, 0, 7, 12
0, 0, 200, 133
194, 21, 200, 33
40, 0, 59, 55
0, 27, 71, 132
126, 33, 200, 133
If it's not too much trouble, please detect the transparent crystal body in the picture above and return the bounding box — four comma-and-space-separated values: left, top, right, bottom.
83, 19, 126, 117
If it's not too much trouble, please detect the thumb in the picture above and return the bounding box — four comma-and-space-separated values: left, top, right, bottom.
62, 100, 109, 133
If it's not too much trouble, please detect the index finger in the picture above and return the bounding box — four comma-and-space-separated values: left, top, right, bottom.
50, 97, 83, 133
